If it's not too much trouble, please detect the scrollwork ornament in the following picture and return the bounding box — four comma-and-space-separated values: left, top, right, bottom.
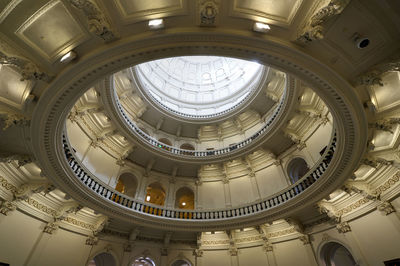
336, 221, 351, 234
378, 201, 395, 216
199, 0, 218, 26
0, 200, 17, 215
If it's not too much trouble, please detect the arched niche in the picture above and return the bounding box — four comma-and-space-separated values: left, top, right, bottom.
116, 172, 138, 198
158, 138, 172, 146
287, 157, 309, 184
319, 241, 357, 266
87, 252, 116, 266
180, 143, 195, 150
145, 182, 166, 206
175, 186, 194, 209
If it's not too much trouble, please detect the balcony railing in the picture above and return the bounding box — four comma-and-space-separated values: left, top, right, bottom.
114, 88, 286, 158
62, 130, 336, 220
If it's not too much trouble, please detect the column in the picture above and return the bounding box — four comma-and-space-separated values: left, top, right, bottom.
223, 181, 232, 208
339, 224, 369, 266
249, 173, 261, 200
195, 181, 202, 209
166, 179, 176, 208
230, 253, 239, 266
299, 236, 318, 266
378, 201, 400, 234
160, 248, 168, 266
274, 160, 291, 185
137, 175, 148, 201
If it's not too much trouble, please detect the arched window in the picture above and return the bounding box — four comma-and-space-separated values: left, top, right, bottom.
118, 173, 138, 197
145, 182, 166, 206
132, 256, 155, 266
171, 259, 192, 266
175, 187, 194, 209
287, 157, 309, 184
87, 252, 116, 266
320, 242, 357, 266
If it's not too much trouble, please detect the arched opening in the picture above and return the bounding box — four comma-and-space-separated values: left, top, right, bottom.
118, 173, 138, 197
132, 256, 156, 266
287, 157, 310, 184
87, 252, 116, 266
145, 182, 166, 206
158, 138, 173, 151
175, 187, 195, 209
320, 242, 357, 266
171, 259, 192, 266
180, 143, 195, 155
180, 143, 195, 150
159, 138, 172, 146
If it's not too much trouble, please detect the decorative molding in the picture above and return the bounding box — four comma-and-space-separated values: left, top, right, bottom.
357, 59, 400, 86
0, 37, 51, 81
199, 0, 218, 26
85, 235, 98, 245
299, 234, 311, 245
377, 201, 396, 216
69, 0, 117, 42
336, 221, 351, 234
0, 0, 23, 24
0, 200, 17, 215
0, 153, 32, 167
296, 0, 350, 44
374, 172, 400, 195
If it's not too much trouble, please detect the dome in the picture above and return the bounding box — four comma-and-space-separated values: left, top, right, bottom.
0, 1, 399, 266
135, 56, 263, 119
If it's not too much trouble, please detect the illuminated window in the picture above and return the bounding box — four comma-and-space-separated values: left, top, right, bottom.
145, 182, 166, 206
175, 187, 194, 209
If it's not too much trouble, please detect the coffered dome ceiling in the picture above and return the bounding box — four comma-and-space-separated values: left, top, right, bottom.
135, 56, 263, 120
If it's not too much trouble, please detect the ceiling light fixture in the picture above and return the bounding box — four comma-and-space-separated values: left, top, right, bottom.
253, 22, 270, 33
146, 195, 151, 201
148, 19, 164, 30
60, 50, 77, 63
182, 202, 186, 206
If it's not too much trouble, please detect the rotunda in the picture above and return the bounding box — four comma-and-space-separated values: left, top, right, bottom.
0, 1, 399, 266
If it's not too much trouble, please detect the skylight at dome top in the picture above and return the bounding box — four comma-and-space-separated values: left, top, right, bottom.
135, 56, 264, 118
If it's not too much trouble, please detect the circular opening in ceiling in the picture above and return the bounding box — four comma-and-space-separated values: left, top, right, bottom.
134, 56, 264, 120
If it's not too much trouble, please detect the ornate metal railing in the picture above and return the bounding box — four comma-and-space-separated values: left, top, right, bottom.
114, 88, 286, 158
62, 130, 336, 220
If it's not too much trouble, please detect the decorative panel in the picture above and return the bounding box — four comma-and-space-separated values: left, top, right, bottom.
229, 0, 303, 27
115, 0, 186, 23
0, 0, 21, 24
15, 0, 87, 61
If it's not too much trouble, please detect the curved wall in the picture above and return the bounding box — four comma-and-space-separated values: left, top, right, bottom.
1, 197, 399, 266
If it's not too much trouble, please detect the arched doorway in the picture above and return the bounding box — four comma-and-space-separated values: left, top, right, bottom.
320, 241, 357, 266
287, 157, 310, 184
87, 252, 116, 266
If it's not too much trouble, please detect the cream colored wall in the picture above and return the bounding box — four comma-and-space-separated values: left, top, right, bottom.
0, 205, 400, 266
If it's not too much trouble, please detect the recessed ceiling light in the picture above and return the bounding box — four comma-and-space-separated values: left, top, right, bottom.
148, 19, 164, 30
60, 51, 77, 63
182, 202, 186, 206
253, 22, 270, 33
